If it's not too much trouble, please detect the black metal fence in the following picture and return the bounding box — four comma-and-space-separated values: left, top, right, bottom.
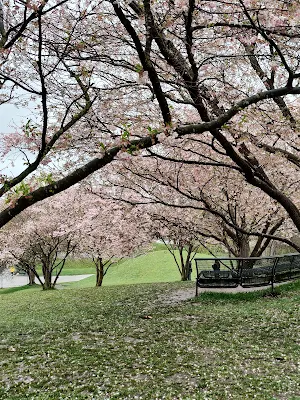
195, 253, 300, 295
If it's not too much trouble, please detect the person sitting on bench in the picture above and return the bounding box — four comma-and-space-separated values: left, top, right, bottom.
212, 260, 220, 273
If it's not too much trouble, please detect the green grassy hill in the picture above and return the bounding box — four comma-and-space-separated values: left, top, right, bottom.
66, 249, 208, 288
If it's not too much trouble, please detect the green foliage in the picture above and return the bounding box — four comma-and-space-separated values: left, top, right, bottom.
121, 129, 130, 140
1, 281, 300, 398
5, 181, 32, 203
24, 119, 39, 138
121, 123, 132, 141
240, 114, 248, 123
134, 63, 143, 73
147, 126, 159, 135
14, 181, 31, 196
36, 173, 55, 186
126, 144, 137, 155
221, 123, 230, 129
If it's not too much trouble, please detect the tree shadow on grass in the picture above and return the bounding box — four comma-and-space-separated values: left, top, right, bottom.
0, 284, 40, 295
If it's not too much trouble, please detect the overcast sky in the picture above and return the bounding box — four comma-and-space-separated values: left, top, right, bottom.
0, 102, 34, 176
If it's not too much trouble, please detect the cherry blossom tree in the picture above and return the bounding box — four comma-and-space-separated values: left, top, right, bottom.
151, 209, 201, 280
99, 0, 300, 234
76, 193, 152, 286
96, 148, 299, 257
0, 189, 81, 289
0, 0, 300, 245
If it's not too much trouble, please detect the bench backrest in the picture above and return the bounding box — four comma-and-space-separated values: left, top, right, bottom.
195, 253, 300, 288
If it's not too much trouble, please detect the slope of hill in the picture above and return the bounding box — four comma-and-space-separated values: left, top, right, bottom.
67, 249, 206, 288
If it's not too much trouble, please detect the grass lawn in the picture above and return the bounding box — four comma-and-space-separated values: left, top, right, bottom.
39, 258, 96, 276
1, 280, 300, 399
51, 246, 223, 280
61, 249, 215, 289
36, 248, 189, 278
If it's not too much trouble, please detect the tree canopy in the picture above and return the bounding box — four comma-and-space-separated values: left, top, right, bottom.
0, 0, 299, 240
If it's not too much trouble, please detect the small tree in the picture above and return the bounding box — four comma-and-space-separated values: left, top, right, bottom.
78, 194, 152, 287
151, 212, 201, 281
29, 234, 76, 290
1, 189, 80, 289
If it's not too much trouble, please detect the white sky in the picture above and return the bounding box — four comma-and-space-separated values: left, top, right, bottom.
0, 102, 35, 176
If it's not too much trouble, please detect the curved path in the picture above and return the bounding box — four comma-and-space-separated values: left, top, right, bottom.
163, 281, 295, 305
0, 274, 94, 289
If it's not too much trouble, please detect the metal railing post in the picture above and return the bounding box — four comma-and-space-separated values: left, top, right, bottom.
271, 256, 279, 294
195, 261, 199, 297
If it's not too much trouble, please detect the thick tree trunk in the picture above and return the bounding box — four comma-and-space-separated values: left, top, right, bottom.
239, 237, 250, 258
238, 238, 254, 269
181, 261, 192, 281
42, 262, 53, 290
28, 269, 36, 285
95, 257, 104, 287
180, 245, 193, 281
179, 247, 186, 281
181, 269, 188, 281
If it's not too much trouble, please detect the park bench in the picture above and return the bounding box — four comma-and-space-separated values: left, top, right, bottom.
197, 270, 239, 288
273, 260, 293, 282
273, 254, 300, 282
240, 266, 273, 287
195, 253, 300, 295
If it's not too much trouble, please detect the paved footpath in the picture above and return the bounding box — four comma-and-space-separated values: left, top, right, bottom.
0, 274, 94, 289
162, 281, 295, 305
